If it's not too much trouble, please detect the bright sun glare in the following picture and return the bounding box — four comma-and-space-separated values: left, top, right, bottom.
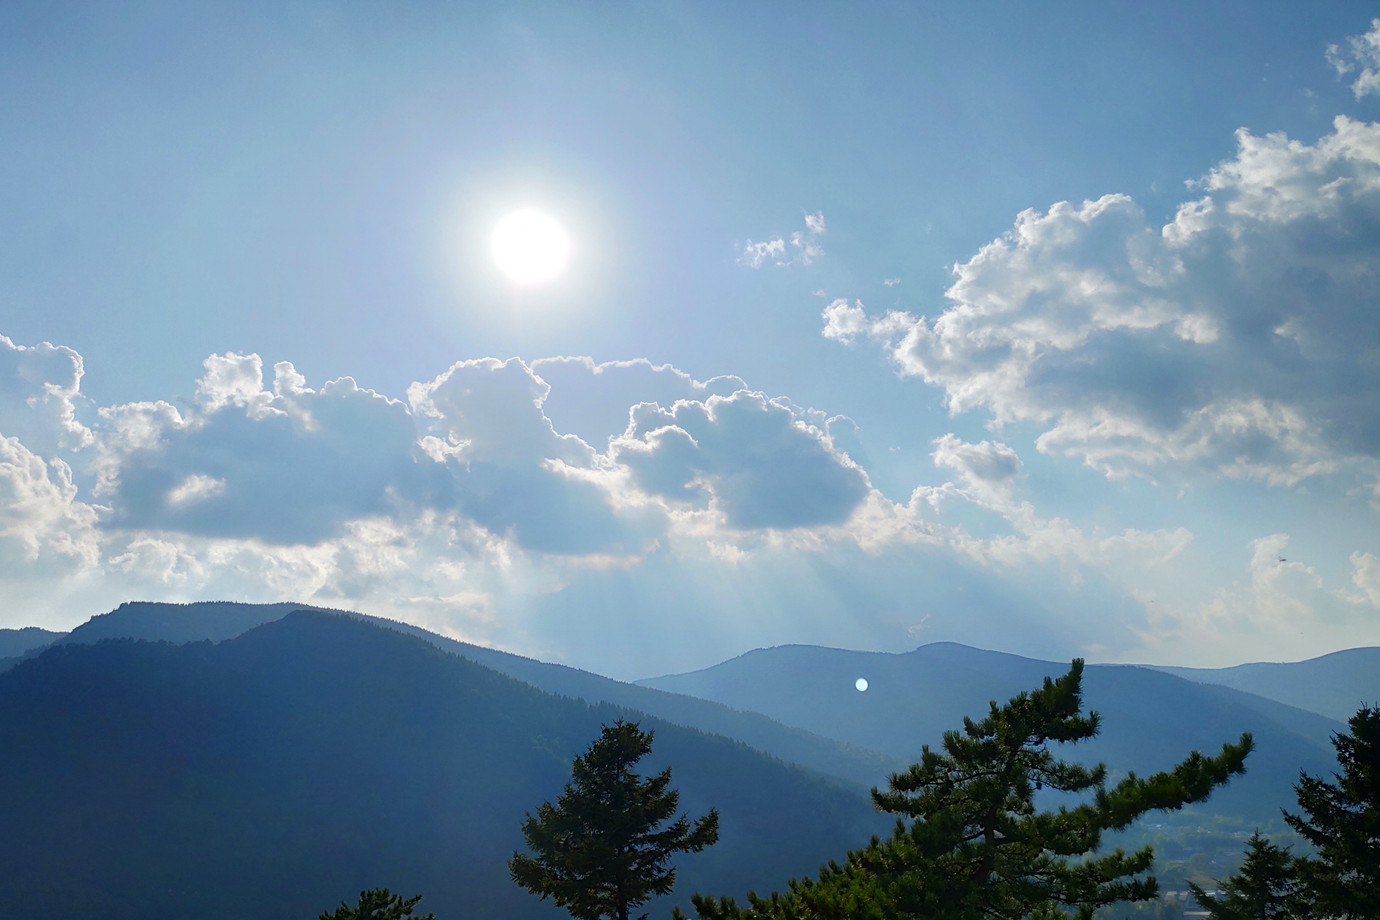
491, 209, 572, 285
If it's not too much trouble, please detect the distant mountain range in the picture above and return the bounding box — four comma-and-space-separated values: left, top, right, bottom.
0, 626, 63, 659
0, 610, 885, 919
2, 601, 1374, 918
636, 641, 1357, 824
2, 602, 894, 788
1142, 648, 1380, 723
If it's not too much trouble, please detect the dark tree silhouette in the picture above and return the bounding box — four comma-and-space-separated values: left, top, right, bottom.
1286, 704, 1380, 919
511, 719, 720, 920
1187, 831, 1305, 920
683, 660, 1252, 920
319, 888, 434, 920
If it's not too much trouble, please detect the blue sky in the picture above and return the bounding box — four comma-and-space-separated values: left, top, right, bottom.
3, 2, 1380, 679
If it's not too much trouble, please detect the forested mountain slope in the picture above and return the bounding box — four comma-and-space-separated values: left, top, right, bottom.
0, 613, 886, 919
6, 601, 894, 787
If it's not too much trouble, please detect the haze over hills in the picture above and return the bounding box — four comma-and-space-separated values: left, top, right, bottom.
2, 599, 1374, 918
1, 601, 895, 788
1143, 648, 1380, 723
0, 627, 63, 659
0, 611, 887, 919
4, 601, 1368, 809
56, 600, 327, 646
637, 641, 1351, 825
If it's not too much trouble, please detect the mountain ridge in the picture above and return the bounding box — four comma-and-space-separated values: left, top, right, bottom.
0, 611, 887, 919
1, 600, 896, 788
636, 640, 1351, 826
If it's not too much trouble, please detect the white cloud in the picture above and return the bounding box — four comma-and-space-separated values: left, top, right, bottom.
1345, 550, 1380, 606
0, 333, 93, 456
1115, 534, 1380, 666
931, 434, 1022, 487
408, 357, 662, 556
821, 298, 870, 345
737, 237, 787, 269
166, 474, 226, 507
98, 355, 433, 545
195, 352, 281, 419
737, 211, 826, 268
2, 330, 1373, 675
611, 390, 869, 530
1327, 18, 1380, 99
0, 435, 100, 571
827, 118, 1380, 489
528, 357, 746, 448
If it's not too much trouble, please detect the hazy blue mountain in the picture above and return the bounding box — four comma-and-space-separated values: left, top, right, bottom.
369, 617, 899, 787
58, 599, 332, 645
1144, 647, 1380, 723
31, 600, 895, 788
0, 612, 886, 920
637, 641, 1344, 824
0, 626, 63, 658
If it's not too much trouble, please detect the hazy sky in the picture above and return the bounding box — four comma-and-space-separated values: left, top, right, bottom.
4, 2, 1380, 679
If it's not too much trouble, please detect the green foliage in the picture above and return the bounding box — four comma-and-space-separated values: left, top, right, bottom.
1186, 832, 1305, 919
319, 888, 434, 920
683, 660, 1252, 920
1285, 705, 1380, 919
510, 719, 720, 920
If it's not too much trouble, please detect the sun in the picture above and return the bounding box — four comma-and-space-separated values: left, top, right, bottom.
491, 209, 572, 285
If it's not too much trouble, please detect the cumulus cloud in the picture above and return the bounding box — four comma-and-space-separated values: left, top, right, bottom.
0, 333, 93, 456
612, 390, 870, 530
0, 435, 100, 571
528, 357, 746, 448
737, 211, 826, 267
6, 330, 1369, 673
931, 434, 1022, 487
1327, 18, 1380, 99
827, 118, 1380, 488
409, 357, 663, 556
98, 353, 435, 545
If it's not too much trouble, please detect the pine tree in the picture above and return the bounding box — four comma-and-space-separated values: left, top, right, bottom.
683, 660, 1252, 920
1186, 832, 1305, 920
1285, 705, 1380, 919
318, 888, 434, 920
510, 720, 720, 920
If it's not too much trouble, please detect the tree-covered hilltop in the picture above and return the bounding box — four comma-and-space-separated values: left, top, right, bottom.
0, 612, 885, 919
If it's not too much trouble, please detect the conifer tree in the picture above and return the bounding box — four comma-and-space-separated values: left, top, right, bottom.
1285, 705, 1380, 919
510, 720, 720, 920
319, 888, 434, 920
1187, 832, 1305, 920
683, 660, 1252, 920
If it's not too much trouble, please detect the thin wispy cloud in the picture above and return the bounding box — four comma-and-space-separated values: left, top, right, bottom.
1327, 18, 1380, 98
737, 211, 826, 268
